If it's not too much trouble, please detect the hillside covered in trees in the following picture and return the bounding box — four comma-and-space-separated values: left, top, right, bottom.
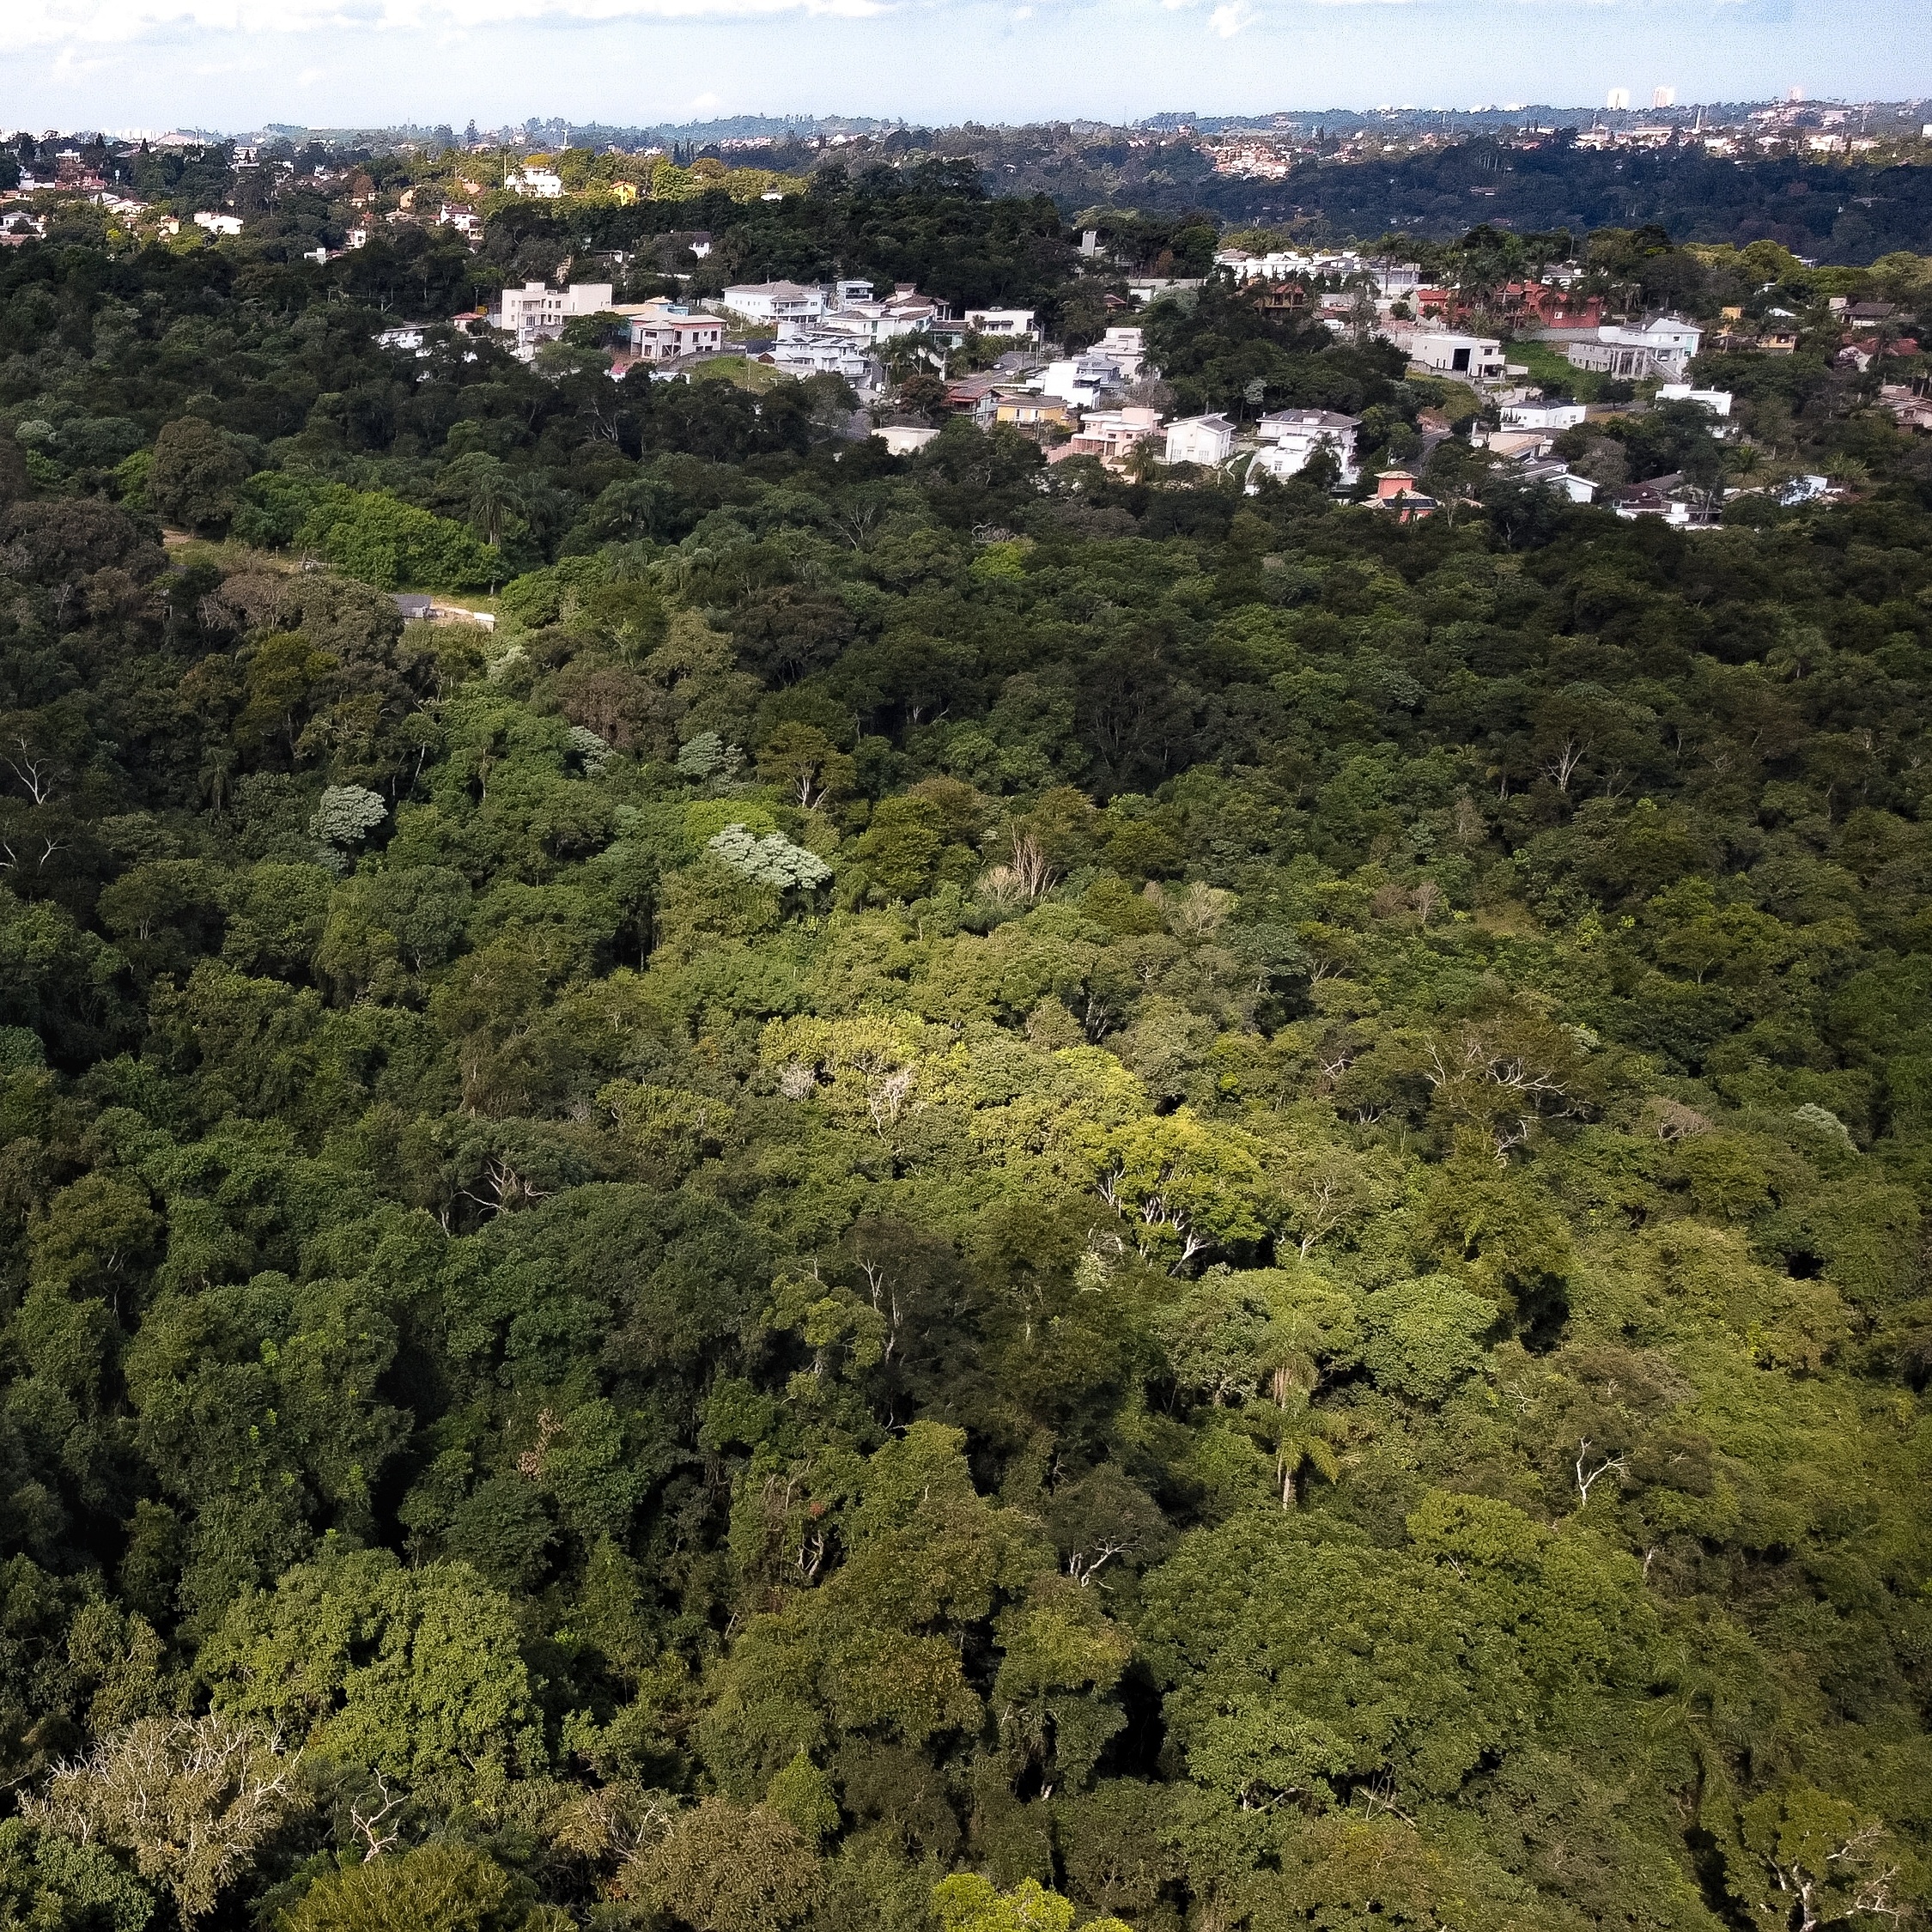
1, 175, 1932, 1932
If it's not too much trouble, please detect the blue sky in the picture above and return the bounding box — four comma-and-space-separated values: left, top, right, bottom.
3, 0, 1928, 137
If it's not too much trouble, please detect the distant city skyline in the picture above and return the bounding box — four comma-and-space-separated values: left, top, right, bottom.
3, 0, 1928, 139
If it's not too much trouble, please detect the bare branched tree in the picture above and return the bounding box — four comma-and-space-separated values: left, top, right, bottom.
23, 1714, 306, 1921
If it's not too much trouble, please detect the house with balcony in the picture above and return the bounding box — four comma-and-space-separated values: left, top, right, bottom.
722, 281, 828, 325
1253, 408, 1361, 484
1164, 414, 1237, 467
1038, 355, 1129, 408
994, 392, 1078, 440
1373, 471, 1436, 521
626, 309, 725, 363
769, 332, 876, 385
1564, 316, 1704, 382
490, 281, 616, 354
1065, 406, 1164, 470
963, 308, 1037, 337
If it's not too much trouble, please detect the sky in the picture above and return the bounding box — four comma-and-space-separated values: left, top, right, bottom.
3, 0, 1929, 137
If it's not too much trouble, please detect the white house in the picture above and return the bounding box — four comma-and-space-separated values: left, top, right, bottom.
1565, 317, 1704, 381
192, 210, 243, 235
769, 332, 876, 384
1656, 383, 1733, 416
1514, 457, 1598, 504
963, 308, 1037, 337
722, 281, 828, 325
1253, 408, 1360, 484
492, 281, 616, 351
508, 168, 563, 198
1406, 331, 1508, 384
814, 285, 946, 344
1164, 414, 1237, 467
873, 425, 939, 457
439, 205, 482, 236
1096, 325, 1146, 381
1215, 247, 1420, 296
1501, 401, 1588, 431
1038, 355, 1128, 407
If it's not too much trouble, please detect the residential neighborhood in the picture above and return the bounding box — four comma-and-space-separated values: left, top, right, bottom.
0, 118, 1923, 532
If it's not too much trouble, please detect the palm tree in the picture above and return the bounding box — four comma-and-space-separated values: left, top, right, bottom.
1242, 1391, 1341, 1510
1245, 1317, 1339, 1508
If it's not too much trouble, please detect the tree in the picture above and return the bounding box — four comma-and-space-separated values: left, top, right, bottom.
706, 823, 831, 890
1355, 1276, 1497, 1404
149, 418, 249, 533
312, 784, 388, 853
282, 1842, 554, 1932
754, 725, 855, 811
618, 1799, 819, 1932
1736, 1785, 1906, 1932
933, 1873, 1129, 1932
22, 1714, 305, 1922
1241, 1386, 1341, 1509
197, 1548, 542, 1794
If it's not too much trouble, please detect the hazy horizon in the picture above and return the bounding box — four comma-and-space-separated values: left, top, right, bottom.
6, 0, 1929, 145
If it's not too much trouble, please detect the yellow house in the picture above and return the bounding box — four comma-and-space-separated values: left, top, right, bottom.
610, 182, 639, 207
993, 392, 1077, 439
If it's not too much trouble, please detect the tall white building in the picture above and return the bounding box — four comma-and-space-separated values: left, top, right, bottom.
1164, 415, 1237, 467
1251, 408, 1361, 485
1607, 88, 1631, 111
1653, 86, 1677, 109
492, 282, 615, 352
721, 281, 827, 325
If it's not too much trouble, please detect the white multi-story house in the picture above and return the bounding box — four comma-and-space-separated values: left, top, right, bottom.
1095, 325, 1146, 381
963, 307, 1037, 337
814, 285, 948, 344
1500, 401, 1588, 431
507, 168, 563, 198
491, 281, 616, 351
1164, 414, 1237, 467
769, 332, 876, 384
192, 210, 243, 235
1038, 355, 1128, 408
439, 205, 482, 236
1403, 330, 1509, 383
1216, 248, 1420, 296
1564, 316, 1704, 381
722, 281, 827, 325
1252, 408, 1361, 484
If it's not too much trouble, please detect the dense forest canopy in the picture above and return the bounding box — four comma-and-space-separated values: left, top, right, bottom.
1, 164, 1931, 1932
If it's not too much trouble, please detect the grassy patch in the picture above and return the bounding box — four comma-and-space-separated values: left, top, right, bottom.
1507, 337, 1607, 401
691, 354, 787, 393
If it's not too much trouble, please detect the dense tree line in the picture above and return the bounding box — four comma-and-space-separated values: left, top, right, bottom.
0, 189, 1930, 1932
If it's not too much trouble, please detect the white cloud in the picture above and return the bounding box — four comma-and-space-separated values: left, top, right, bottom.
1208, 0, 1252, 28
10, 0, 886, 43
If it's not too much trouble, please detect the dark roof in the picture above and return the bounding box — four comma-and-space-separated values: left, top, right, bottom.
393, 593, 433, 617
